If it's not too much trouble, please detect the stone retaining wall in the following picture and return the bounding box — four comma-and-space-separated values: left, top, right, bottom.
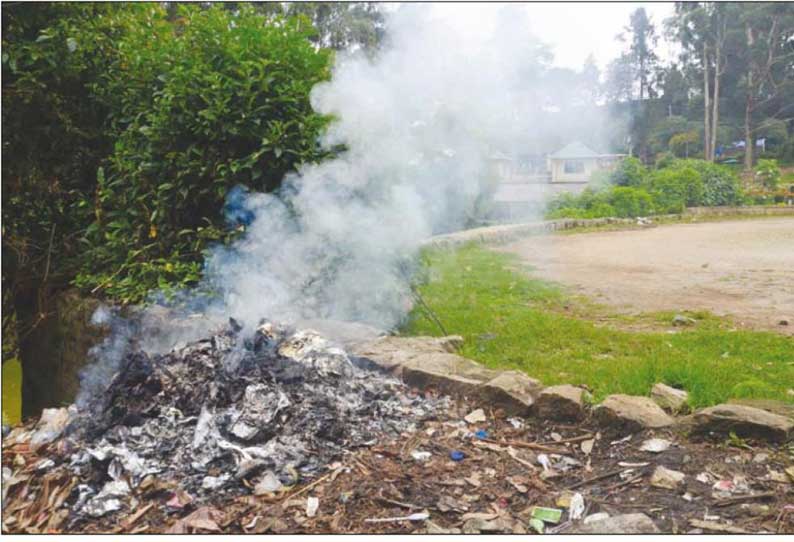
352, 335, 794, 443
425, 205, 794, 249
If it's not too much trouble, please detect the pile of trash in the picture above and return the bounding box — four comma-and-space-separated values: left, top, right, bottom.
6, 320, 447, 525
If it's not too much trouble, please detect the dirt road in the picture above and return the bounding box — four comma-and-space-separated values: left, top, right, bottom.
500, 217, 794, 334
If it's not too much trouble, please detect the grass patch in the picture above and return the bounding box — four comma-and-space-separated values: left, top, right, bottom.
401, 245, 794, 408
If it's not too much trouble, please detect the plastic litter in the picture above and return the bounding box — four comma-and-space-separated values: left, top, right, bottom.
531, 506, 562, 524
364, 512, 430, 523
306, 496, 319, 518
568, 493, 585, 520
474, 429, 488, 440
449, 450, 465, 462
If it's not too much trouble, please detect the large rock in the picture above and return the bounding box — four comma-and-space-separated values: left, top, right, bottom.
683, 404, 793, 442
480, 371, 543, 416
350, 336, 463, 375
651, 383, 689, 413
401, 353, 498, 400
534, 385, 587, 421
569, 513, 660, 534
593, 395, 675, 432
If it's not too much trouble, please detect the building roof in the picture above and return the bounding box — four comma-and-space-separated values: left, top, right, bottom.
548, 141, 601, 160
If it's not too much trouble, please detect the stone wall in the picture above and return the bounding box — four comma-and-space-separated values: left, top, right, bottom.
424, 206, 794, 249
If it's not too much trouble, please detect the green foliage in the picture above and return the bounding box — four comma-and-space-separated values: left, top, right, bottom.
677, 159, 742, 206
610, 156, 647, 187
755, 159, 781, 189
608, 186, 654, 217
70, 5, 333, 303
647, 166, 704, 213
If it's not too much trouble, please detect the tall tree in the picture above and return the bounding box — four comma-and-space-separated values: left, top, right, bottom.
620, 7, 659, 100
739, 4, 794, 169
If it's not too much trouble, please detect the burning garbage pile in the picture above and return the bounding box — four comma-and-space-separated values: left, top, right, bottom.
5, 319, 447, 526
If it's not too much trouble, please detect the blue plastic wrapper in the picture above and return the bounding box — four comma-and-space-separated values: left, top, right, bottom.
449, 450, 465, 461
474, 429, 488, 440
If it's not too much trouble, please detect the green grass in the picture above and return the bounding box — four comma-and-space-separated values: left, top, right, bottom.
401, 245, 794, 408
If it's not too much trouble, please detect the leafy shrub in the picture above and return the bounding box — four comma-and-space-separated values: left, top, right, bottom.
647, 167, 703, 213
608, 186, 654, 217
610, 156, 647, 187
671, 159, 741, 206
74, 5, 333, 303
755, 159, 781, 189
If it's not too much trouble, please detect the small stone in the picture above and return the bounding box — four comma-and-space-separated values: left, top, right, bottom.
639, 438, 672, 453
650, 383, 689, 412
593, 395, 674, 432
533, 385, 587, 421
583, 512, 610, 524
464, 409, 486, 424
650, 466, 686, 490
570, 513, 659, 534
752, 453, 769, 464
672, 314, 696, 327
581, 439, 595, 455
480, 371, 543, 416
778, 317, 790, 326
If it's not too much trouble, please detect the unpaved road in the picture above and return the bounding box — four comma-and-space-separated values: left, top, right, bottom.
500, 217, 794, 335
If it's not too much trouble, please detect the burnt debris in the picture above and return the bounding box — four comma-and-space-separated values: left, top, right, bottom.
60, 320, 446, 520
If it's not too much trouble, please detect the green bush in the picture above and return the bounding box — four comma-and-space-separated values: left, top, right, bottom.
608, 186, 654, 217
755, 159, 781, 190
647, 166, 703, 213
74, 5, 333, 303
610, 156, 646, 187
670, 159, 741, 206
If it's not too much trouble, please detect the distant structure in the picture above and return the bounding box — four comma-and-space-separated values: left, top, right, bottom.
489, 141, 625, 220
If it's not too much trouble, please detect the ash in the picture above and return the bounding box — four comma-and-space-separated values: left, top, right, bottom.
65, 320, 445, 519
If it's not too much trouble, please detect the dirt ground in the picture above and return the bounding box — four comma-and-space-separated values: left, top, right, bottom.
4, 397, 794, 534
499, 217, 794, 335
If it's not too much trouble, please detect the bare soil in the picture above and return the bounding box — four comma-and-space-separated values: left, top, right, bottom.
499, 217, 794, 335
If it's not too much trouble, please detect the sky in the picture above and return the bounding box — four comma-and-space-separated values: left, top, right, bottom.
423, 2, 677, 71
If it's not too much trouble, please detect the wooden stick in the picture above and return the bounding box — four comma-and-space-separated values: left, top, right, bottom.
566, 468, 628, 490
482, 437, 566, 454
538, 433, 594, 446
714, 491, 776, 508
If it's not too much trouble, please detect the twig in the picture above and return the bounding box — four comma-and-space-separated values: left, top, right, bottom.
411, 287, 448, 336
41, 224, 56, 285
482, 437, 566, 454
566, 468, 628, 490
603, 473, 644, 492
280, 469, 338, 503
714, 491, 776, 508
538, 433, 594, 446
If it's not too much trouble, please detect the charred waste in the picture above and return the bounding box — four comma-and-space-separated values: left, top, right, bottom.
44, 319, 446, 521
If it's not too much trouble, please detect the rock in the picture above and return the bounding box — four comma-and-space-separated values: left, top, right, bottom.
464, 408, 487, 424
651, 383, 689, 412
672, 314, 696, 327
425, 520, 462, 534
480, 371, 542, 416
639, 438, 672, 453
593, 395, 674, 432
462, 516, 513, 533
778, 317, 790, 326
650, 466, 686, 490
350, 335, 464, 375
726, 398, 794, 420
583, 512, 610, 524
683, 404, 793, 442
401, 353, 498, 399
533, 385, 587, 421
569, 513, 660, 534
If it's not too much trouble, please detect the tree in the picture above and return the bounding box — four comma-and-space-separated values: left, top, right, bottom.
620, 7, 659, 101
739, 4, 794, 170
285, 2, 385, 52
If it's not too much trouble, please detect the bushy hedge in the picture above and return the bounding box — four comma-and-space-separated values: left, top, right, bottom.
546, 157, 741, 219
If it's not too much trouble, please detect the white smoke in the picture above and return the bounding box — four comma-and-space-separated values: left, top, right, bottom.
79, 5, 602, 394
190, 5, 561, 333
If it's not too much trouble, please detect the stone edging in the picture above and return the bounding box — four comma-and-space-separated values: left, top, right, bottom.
424, 206, 794, 249
351, 336, 794, 443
